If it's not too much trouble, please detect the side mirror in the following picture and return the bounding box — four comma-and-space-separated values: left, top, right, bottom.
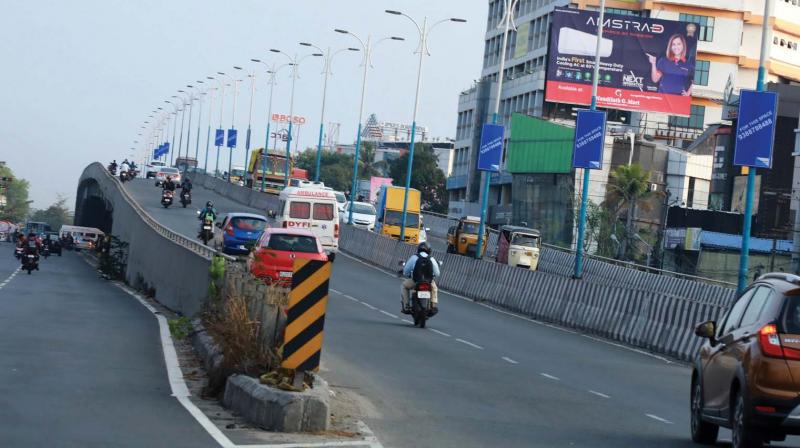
694, 320, 716, 341
215, 222, 222, 229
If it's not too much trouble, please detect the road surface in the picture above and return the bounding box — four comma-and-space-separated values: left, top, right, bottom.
0, 241, 217, 447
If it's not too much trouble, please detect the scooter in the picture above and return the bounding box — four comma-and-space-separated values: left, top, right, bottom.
180, 189, 192, 208
120, 170, 129, 183
161, 190, 174, 208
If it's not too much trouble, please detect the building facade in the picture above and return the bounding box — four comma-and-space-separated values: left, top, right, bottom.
448, 0, 800, 220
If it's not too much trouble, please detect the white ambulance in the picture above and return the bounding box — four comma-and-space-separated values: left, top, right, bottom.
273, 182, 339, 253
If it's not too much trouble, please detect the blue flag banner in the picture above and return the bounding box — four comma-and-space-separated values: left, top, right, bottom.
215, 129, 225, 147
477, 124, 504, 172
734, 90, 778, 168
227, 129, 237, 149
573, 110, 606, 170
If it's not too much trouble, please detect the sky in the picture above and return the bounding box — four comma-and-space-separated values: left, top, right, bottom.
0, 0, 487, 210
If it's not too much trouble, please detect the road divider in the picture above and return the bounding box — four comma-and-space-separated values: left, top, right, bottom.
338, 225, 728, 362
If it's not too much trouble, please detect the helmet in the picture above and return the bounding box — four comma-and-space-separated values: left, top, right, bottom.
206, 201, 213, 207
417, 242, 431, 255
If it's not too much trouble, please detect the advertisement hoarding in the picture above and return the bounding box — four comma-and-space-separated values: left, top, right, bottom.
545, 8, 698, 116
271, 113, 307, 125
733, 90, 778, 168
572, 110, 606, 169
477, 124, 504, 172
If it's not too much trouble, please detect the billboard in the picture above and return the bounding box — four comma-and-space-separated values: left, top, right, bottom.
545, 8, 698, 116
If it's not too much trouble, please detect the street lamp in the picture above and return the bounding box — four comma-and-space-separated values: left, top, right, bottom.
384, 10, 465, 241
252, 58, 295, 192
201, 79, 218, 173
207, 76, 227, 177
269, 48, 323, 187
335, 28, 404, 225
193, 80, 207, 168
217, 71, 242, 182
299, 41, 360, 182
182, 84, 198, 170
234, 65, 257, 186
175, 91, 189, 167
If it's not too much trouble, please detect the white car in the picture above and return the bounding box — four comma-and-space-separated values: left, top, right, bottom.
334, 191, 346, 214
146, 161, 166, 179
341, 201, 376, 231
155, 167, 181, 186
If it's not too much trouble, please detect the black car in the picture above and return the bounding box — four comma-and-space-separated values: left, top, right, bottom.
44, 232, 62, 256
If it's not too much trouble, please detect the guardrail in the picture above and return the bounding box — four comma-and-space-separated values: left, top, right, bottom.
339, 224, 728, 362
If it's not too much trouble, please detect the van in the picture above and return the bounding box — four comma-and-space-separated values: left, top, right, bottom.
59, 225, 104, 250
274, 184, 339, 253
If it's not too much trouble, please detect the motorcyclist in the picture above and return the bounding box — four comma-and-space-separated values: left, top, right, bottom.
180, 177, 193, 192
120, 160, 130, 175
198, 201, 217, 236
162, 176, 177, 192
400, 242, 440, 314
108, 160, 118, 174
23, 232, 41, 269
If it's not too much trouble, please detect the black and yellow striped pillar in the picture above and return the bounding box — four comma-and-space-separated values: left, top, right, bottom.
282, 259, 331, 372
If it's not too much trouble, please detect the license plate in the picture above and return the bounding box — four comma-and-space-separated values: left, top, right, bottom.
417, 291, 431, 299
203, 226, 211, 230
279, 271, 292, 278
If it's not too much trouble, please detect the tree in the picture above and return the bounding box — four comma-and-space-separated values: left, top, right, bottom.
0, 164, 30, 223
30, 195, 73, 230
358, 141, 387, 178
388, 144, 448, 214
606, 164, 656, 261
294, 149, 355, 192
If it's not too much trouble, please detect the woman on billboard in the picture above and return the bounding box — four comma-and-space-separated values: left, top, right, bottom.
646, 34, 694, 96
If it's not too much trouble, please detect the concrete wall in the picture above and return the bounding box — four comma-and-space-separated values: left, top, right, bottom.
77, 163, 215, 316
189, 171, 281, 213
339, 225, 728, 362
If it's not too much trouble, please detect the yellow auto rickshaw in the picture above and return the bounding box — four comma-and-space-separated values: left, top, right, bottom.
495, 225, 541, 271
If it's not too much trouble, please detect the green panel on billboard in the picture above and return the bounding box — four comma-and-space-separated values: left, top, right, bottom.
514, 22, 530, 60
507, 113, 574, 174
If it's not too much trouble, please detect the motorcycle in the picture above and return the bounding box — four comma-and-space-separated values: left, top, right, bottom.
108, 165, 117, 175
161, 190, 174, 208
42, 245, 50, 259
398, 261, 439, 329
180, 189, 192, 208
120, 170, 129, 183
129, 168, 139, 179
198, 212, 214, 245
22, 252, 38, 274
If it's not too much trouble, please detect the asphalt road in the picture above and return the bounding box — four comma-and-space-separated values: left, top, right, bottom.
123, 179, 800, 448
0, 245, 217, 447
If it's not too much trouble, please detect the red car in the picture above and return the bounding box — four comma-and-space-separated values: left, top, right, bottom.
248, 228, 328, 286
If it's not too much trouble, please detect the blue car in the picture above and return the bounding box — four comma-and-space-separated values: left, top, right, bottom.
213, 212, 268, 255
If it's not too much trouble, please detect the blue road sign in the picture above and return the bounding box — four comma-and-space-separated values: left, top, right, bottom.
573, 110, 606, 169
153, 148, 159, 159
163, 142, 170, 155
227, 129, 237, 149
734, 90, 778, 168
477, 124, 504, 172
215, 129, 224, 146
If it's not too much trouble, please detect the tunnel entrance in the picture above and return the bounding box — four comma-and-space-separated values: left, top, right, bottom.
75, 179, 113, 233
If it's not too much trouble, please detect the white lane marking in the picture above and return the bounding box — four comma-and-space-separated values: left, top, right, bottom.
360, 302, 377, 310
646, 414, 673, 425
401, 319, 413, 324
337, 252, 675, 365
379, 310, 399, 319
501, 356, 519, 365
540, 373, 560, 381
329, 288, 359, 302
430, 328, 451, 337
589, 390, 611, 399
455, 338, 484, 350
0, 267, 21, 290
113, 283, 385, 448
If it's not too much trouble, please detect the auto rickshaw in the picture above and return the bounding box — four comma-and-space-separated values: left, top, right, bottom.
495, 225, 541, 270
447, 216, 488, 257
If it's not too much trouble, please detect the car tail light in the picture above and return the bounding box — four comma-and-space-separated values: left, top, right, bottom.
417, 283, 431, 291
334, 224, 339, 238
759, 324, 785, 358
225, 222, 234, 237
755, 406, 777, 414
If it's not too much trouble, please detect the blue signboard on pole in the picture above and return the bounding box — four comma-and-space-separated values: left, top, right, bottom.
572, 110, 606, 170
734, 89, 778, 168
215, 129, 224, 147
477, 124, 504, 172
227, 129, 237, 149
163, 142, 170, 155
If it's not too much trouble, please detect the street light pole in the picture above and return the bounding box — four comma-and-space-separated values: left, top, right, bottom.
385, 10, 466, 242
194, 80, 206, 168
167, 100, 179, 165
335, 29, 404, 225
253, 60, 294, 192
300, 42, 360, 182
175, 94, 187, 166
218, 72, 241, 182
203, 85, 216, 173
183, 85, 196, 171
235, 66, 257, 186
270, 49, 322, 187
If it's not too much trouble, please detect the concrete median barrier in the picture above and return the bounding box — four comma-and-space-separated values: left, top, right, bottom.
339, 225, 727, 362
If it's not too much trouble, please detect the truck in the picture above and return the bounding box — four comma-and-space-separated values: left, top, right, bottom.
374, 185, 423, 244
174, 156, 198, 172
248, 148, 294, 194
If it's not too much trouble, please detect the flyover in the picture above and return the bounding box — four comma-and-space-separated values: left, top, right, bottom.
67, 165, 800, 447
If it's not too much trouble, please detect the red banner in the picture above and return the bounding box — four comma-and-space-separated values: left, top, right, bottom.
546, 81, 692, 116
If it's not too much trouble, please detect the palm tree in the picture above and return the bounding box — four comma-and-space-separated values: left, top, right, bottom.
606, 164, 655, 260
358, 141, 387, 177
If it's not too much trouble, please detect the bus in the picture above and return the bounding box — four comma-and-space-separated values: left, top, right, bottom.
24, 221, 51, 236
